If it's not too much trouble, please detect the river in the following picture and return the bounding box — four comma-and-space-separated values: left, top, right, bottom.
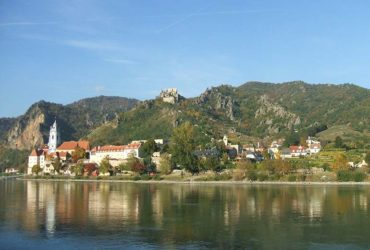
0, 179, 369, 249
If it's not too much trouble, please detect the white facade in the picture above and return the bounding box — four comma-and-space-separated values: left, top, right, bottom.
27, 151, 45, 174
48, 120, 61, 153
90, 144, 141, 166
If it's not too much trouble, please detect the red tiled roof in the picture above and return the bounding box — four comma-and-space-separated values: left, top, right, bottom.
91, 143, 141, 152
289, 145, 306, 151
30, 148, 44, 157
57, 140, 90, 151
57, 152, 69, 157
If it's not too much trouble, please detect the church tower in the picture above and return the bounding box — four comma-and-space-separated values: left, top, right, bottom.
48, 120, 60, 153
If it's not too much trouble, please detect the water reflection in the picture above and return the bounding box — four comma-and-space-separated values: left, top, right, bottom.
1, 180, 370, 249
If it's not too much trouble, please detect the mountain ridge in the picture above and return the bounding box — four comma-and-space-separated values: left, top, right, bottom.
0, 81, 369, 151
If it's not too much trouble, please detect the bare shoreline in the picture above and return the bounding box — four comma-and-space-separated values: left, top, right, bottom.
16, 178, 370, 186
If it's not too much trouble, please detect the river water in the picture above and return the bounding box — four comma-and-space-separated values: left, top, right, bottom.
0, 180, 370, 249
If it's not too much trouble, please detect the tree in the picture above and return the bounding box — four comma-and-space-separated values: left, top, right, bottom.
284, 132, 300, 147
99, 156, 111, 175
170, 122, 198, 174
72, 146, 86, 163
299, 136, 308, 147
31, 164, 41, 175
129, 156, 146, 174
332, 153, 349, 171
159, 153, 172, 175
274, 159, 291, 175
52, 157, 62, 174
335, 136, 344, 148
72, 162, 84, 176
365, 151, 370, 165
201, 156, 222, 172
140, 139, 158, 158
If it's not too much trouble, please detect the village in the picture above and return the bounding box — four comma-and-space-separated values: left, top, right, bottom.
26, 118, 368, 181
20, 88, 368, 181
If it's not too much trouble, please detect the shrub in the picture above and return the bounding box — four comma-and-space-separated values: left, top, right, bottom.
247, 170, 257, 181
257, 173, 268, 181
133, 175, 141, 181
337, 170, 352, 182
141, 174, 152, 181
214, 173, 232, 181
297, 174, 307, 181
233, 169, 246, 181
153, 174, 162, 180
354, 171, 366, 182
288, 175, 297, 182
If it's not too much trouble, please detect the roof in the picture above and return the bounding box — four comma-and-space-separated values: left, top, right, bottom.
91, 143, 141, 152
289, 145, 306, 151
30, 148, 44, 157
57, 140, 90, 151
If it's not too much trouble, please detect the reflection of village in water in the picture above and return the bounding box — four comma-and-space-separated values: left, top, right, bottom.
3, 181, 370, 247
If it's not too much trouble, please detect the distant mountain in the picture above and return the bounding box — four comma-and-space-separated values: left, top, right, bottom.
1, 81, 369, 152
0, 96, 139, 150
87, 82, 370, 146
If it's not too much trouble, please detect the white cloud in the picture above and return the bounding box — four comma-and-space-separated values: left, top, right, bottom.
94, 85, 105, 94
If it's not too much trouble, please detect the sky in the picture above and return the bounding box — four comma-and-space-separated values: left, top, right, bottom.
1, 0, 370, 117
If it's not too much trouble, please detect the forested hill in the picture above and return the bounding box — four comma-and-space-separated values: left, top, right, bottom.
87, 81, 370, 146
0, 96, 139, 150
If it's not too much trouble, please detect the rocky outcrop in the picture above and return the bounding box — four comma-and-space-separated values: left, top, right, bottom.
255, 95, 301, 133
195, 87, 236, 121
6, 104, 46, 149
1, 96, 139, 150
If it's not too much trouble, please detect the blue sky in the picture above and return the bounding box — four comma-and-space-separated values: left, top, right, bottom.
1, 0, 370, 117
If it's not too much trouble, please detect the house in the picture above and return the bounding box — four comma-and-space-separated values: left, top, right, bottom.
308, 143, 321, 154
245, 151, 264, 162
289, 146, 307, 157
5, 168, 19, 174
223, 135, 241, 154
27, 148, 46, 174
89, 143, 141, 167
306, 137, 321, 154
57, 140, 90, 154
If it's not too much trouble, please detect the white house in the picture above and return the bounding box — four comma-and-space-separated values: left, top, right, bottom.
90, 144, 141, 167
27, 148, 46, 174
289, 146, 307, 157
306, 137, 321, 154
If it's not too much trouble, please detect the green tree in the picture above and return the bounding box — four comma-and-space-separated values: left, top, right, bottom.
128, 155, 146, 174
170, 122, 198, 174
99, 156, 111, 175
159, 153, 172, 175
335, 136, 344, 148
72, 162, 84, 176
52, 157, 62, 174
284, 132, 300, 147
31, 164, 42, 175
365, 151, 370, 165
140, 139, 158, 158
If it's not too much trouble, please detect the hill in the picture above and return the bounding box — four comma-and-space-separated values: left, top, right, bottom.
0, 96, 139, 150
86, 82, 370, 147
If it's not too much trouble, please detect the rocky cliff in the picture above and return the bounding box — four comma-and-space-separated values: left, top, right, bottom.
0, 96, 139, 150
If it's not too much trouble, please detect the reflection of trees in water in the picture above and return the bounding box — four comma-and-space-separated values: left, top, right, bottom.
2, 181, 370, 248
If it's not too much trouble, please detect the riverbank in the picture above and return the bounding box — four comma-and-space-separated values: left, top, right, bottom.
17, 176, 370, 185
